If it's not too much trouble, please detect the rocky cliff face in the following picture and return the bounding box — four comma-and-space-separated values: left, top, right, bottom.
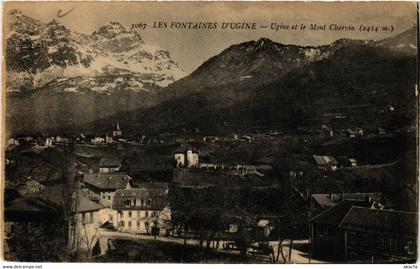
6, 9, 185, 93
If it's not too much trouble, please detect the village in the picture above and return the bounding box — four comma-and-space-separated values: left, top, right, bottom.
3, 121, 418, 263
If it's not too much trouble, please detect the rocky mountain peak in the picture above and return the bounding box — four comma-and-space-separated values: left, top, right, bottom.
7, 9, 44, 36
6, 11, 184, 93
92, 21, 138, 39
90, 21, 144, 53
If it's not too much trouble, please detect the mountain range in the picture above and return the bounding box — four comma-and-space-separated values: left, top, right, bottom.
84, 27, 417, 136
6, 9, 184, 93
5, 9, 417, 136
6, 9, 185, 135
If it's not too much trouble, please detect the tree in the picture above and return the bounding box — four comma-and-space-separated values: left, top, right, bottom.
80, 223, 100, 260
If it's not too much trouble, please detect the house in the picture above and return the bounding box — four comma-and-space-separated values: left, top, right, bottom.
112, 122, 122, 138
111, 183, 169, 234
349, 158, 357, 167
313, 155, 339, 171
83, 173, 133, 204
99, 156, 121, 174
44, 137, 53, 147
175, 152, 185, 167
339, 207, 417, 262
347, 128, 364, 138
174, 147, 199, 168
8, 138, 19, 147
73, 190, 112, 252
56, 136, 69, 143
91, 137, 105, 144
311, 199, 371, 261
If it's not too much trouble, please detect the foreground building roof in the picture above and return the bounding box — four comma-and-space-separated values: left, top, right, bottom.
339, 207, 418, 238
311, 192, 382, 209
311, 199, 369, 225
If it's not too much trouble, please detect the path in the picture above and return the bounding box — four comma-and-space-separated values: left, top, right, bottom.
98, 229, 326, 263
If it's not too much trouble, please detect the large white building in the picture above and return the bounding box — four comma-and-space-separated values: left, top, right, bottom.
111, 183, 170, 234
174, 147, 199, 168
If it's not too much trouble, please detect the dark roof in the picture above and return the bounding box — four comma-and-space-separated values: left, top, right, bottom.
83, 173, 132, 190
6, 197, 58, 213
76, 190, 107, 213
37, 184, 66, 207
112, 188, 167, 210
99, 156, 121, 167
311, 194, 337, 209
313, 155, 339, 166
311, 199, 369, 225
5, 197, 59, 222
311, 193, 382, 209
339, 207, 418, 238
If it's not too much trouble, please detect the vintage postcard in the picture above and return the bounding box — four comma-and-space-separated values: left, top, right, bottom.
2, 1, 418, 264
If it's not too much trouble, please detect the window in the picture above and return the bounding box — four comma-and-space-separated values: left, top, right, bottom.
137, 221, 140, 228
146, 199, 152, 207
90, 212, 94, 224
129, 211, 132, 218
407, 241, 415, 255
322, 225, 329, 235
133, 199, 137, 206
145, 211, 149, 218
128, 221, 132, 228
120, 221, 124, 227
82, 213, 86, 224
108, 195, 111, 201
141, 199, 144, 206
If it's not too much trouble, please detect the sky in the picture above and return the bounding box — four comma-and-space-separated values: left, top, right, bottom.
4, 1, 417, 74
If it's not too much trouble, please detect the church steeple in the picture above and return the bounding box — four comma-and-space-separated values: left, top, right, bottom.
112, 122, 122, 137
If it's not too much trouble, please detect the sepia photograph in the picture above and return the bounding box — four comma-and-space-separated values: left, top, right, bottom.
2, 1, 419, 264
